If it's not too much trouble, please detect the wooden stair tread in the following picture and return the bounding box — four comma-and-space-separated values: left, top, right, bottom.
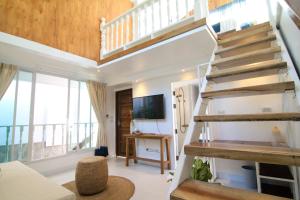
215, 34, 276, 55
217, 22, 271, 40
212, 46, 281, 67
206, 60, 287, 82
194, 113, 300, 122
218, 25, 273, 46
170, 179, 288, 200
201, 81, 294, 98
184, 140, 300, 166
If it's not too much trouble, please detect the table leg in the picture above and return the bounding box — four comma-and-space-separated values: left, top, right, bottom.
126, 137, 129, 166
166, 138, 171, 170
133, 138, 137, 163
160, 138, 164, 174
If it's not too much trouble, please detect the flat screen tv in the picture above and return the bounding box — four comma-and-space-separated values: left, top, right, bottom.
133, 94, 164, 119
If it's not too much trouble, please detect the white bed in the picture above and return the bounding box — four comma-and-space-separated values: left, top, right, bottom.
0, 161, 75, 200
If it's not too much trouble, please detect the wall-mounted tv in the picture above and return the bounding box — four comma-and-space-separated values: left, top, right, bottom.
133, 94, 164, 119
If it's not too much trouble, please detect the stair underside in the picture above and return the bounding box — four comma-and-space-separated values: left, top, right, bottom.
215, 34, 276, 57
217, 22, 271, 40
212, 46, 281, 68
185, 140, 300, 166
206, 60, 287, 83
218, 25, 273, 46
201, 81, 294, 98
170, 179, 288, 200
194, 113, 300, 122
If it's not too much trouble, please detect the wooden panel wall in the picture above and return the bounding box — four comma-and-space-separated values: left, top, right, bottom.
208, 0, 233, 11
0, 0, 133, 62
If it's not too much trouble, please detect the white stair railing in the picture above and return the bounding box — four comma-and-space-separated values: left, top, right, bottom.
99, 0, 211, 59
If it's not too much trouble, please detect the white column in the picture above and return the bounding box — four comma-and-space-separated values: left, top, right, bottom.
100, 18, 106, 59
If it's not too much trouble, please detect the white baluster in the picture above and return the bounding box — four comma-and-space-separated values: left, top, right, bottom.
116, 21, 119, 49
42, 125, 46, 158
167, 0, 171, 25
176, 0, 180, 21
194, 0, 209, 20
121, 17, 124, 46
132, 11, 136, 40
126, 15, 130, 44
106, 26, 110, 53
100, 17, 106, 59
84, 123, 87, 148
151, 1, 155, 33
144, 4, 147, 35
61, 125, 64, 153
110, 24, 114, 51
90, 123, 93, 148
185, 0, 189, 15
52, 124, 56, 146
159, 0, 162, 28
18, 126, 24, 160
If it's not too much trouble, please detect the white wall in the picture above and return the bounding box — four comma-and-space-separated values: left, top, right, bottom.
131, 70, 197, 169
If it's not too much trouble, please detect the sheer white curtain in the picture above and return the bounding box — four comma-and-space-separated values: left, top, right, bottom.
0, 63, 17, 100
86, 80, 107, 147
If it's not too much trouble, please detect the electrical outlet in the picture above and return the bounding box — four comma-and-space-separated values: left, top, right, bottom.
262, 107, 272, 113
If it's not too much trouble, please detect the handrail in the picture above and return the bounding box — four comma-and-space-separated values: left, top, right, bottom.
277, 0, 300, 29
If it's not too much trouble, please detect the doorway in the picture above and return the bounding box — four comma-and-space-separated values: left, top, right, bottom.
116, 89, 133, 157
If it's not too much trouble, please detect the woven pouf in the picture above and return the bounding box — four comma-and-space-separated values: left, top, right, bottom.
75, 156, 108, 195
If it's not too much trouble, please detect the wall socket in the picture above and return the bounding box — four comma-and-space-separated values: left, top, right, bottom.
146, 148, 160, 153
262, 107, 272, 113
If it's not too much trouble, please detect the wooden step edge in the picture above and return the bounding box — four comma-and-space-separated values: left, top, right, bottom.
215, 34, 276, 55
184, 140, 300, 166
201, 81, 294, 99
217, 22, 271, 40
206, 60, 287, 81
212, 46, 281, 66
194, 112, 300, 122
218, 26, 273, 45
171, 179, 288, 200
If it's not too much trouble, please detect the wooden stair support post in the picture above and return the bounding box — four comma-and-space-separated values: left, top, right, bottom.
194, 112, 300, 122
184, 140, 300, 166
212, 46, 281, 69
201, 81, 295, 99
206, 60, 287, 83
170, 179, 289, 200
215, 34, 276, 58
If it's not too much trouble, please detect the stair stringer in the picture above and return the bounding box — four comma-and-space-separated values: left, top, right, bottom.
169, 61, 213, 195
273, 25, 300, 105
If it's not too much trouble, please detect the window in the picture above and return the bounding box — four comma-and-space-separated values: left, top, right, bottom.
0, 71, 98, 163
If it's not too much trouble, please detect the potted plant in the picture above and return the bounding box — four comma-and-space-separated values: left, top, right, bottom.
191, 157, 212, 182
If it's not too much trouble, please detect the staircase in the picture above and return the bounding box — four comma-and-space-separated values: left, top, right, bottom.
170, 22, 300, 199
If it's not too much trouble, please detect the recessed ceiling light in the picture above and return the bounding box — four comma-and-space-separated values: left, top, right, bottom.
181, 69, 185, 72
97, 69, 101, 72
135, 80, 139, 83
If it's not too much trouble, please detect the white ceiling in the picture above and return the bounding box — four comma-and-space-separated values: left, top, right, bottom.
98, 26, 216, 85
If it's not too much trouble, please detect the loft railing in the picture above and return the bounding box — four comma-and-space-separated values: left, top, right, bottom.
0, 122, 97, 162
99, 0, 285, 60
100, 0, 209, 59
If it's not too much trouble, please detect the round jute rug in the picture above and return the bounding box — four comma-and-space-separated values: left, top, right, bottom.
63, 176, 135, 200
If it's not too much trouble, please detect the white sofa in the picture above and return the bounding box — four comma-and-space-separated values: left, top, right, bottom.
0, 161, 75, 200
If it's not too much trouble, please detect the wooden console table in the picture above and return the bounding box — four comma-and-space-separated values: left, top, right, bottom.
124, 133, 172, 174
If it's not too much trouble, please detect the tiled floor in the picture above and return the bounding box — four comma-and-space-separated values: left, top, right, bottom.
48, 158, 172, 200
